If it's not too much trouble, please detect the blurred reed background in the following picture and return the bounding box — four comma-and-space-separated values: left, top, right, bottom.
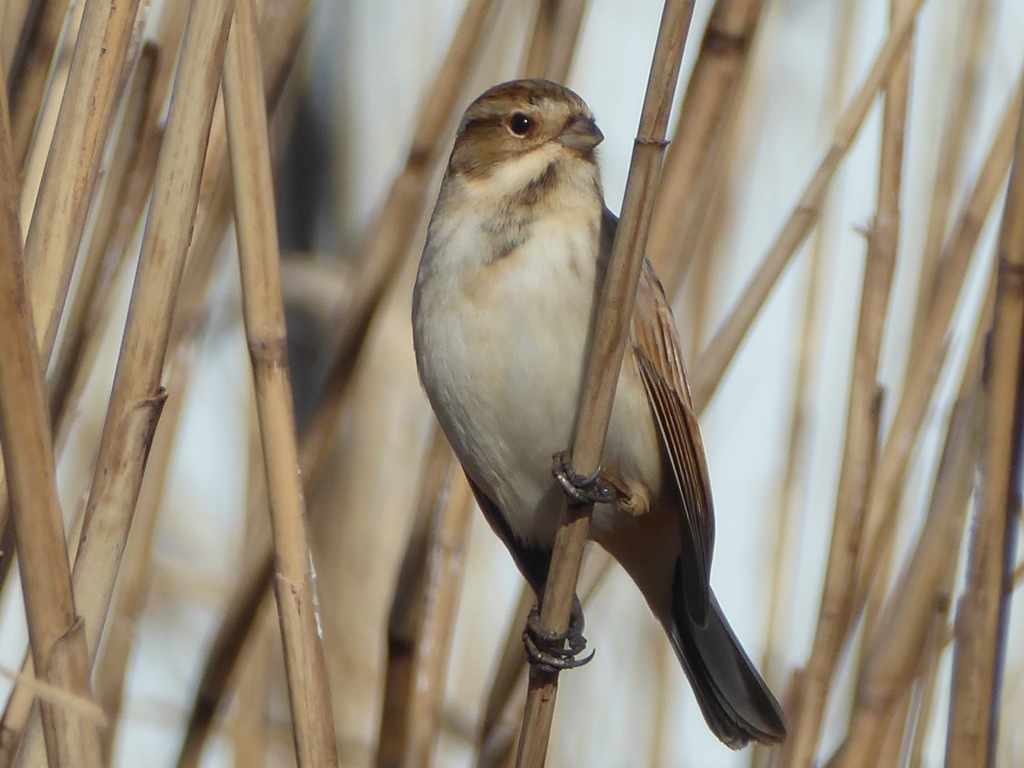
0, 0, 1021, 766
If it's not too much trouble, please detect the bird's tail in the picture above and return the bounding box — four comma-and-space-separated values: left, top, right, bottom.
666, 559, 788, 749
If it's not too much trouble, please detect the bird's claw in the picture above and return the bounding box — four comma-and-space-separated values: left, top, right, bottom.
523, 603, 594, 674
552, 450, 615, 506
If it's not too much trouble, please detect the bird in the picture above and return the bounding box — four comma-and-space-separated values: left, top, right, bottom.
411, 78, 787, 749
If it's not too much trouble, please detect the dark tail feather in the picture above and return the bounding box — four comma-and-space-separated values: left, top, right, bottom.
667, 559, 788, 749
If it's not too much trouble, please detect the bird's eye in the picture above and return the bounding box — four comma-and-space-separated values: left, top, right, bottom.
508, 112, 532, 136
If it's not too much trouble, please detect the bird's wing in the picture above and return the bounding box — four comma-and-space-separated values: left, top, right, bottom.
602, 210, 715, 625
464, 473, 552, 598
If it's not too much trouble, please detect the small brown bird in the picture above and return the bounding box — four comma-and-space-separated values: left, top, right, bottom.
412, 79, 786, 748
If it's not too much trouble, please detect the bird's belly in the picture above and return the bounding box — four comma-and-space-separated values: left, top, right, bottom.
417, 251, 661, 550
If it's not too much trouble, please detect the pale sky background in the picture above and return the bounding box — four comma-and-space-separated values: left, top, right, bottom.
1, 0, 1022, 766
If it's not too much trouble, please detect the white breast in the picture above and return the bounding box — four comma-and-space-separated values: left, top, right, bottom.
413, 186, 661, 550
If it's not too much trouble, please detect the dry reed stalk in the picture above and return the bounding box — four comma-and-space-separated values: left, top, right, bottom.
21, 0, 143, 365
184, 3, 512, 753
466, 11, 594, 755
0, 107, 161, 602
646, 0, 767, 290
827, 381, 983, 768
885, 273, 996, 768
906, 0, 990, 364
405, 469, 475, 767
799, 71, 1022, 768
854, 75, 1024, 613
0, 0, 144, 586
944, 75, 1024, 768
477, 553, 616, 768
299, 0, 503, 484
514, 5, 696, 765
521, 0, 557, 78
543, 0, 588, 84
877, 689, 912, 767
91, 235, 223, 762
771, 25, 909, 759
690, 0, 928, 411
176, 553, 276, 767
226, 409, 273, 767
0, 124, 164, 597
92, 380, 186, 763
178, 0, 506, 744
8, 0, 71, 168
751, 11, 857, 762
377, 427, 451, 767
479, 588, 534, 758
230, 618, 275, 767
223, 0, 337, 761
907, 619, 949, 768
839, 0, 921, 708
45, 44, 157, 413
521, 0, 589, 82
7, 3, 232, 761
14, 0, 85, 232
0, 64, 101, 768
1, 0, 34, 70
0, 664, 102, 729
62, 0, 232, 657
677, 182, 723, 358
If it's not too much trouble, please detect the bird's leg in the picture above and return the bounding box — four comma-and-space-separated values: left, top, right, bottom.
522, 595, 594, 673
551, 450, 615, 506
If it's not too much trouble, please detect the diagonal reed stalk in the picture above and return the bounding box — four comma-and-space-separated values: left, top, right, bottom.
784, 70, 1023, 768
521, 0, 589, 82
905, 277, 997, 766
906, 0, 991, 366
10, 0, 236, 763
176, 0, 506, 756
297, 0, 504, 485
944, 71, 1024, 768
46, 43, 159, 422
0, 0, 144, 574
223, 0, 338, 759
514, 2, 697, 765
22, 0, 143, 367
91, 240, 223, 762
1, 0, 34, 72
780, 0, 910, 762
377, 435, 475, 768
647, 0, 768, 292
753, 9, 858, 765
484, 1, 767, 757
8, 0, 72, 169
65, 0, 233, 660
854, 73, 1024, 623
477, 553, 617, 768
0, 42, 160, 597
229, 418, 275, 768
691, 0, 929, 411
0, 60, 101, 768
826, 296, 991, 768
377, 426, 452, 768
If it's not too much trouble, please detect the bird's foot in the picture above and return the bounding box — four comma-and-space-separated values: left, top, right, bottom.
523, 600, 594, 673
551, 450, 615, 506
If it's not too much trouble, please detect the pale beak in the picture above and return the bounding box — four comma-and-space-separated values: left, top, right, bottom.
557, 116, 603, 153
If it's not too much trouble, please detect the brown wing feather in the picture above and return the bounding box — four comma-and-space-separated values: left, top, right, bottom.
631, 259, 715, 624
601, 207, 715, 624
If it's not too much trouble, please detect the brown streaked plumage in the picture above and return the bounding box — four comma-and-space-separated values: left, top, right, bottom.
412, 79, 786, 749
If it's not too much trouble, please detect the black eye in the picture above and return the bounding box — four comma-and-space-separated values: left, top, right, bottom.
509, 112, 532, 136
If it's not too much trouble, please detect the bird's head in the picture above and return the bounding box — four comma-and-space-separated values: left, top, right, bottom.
446, 79, 604, 207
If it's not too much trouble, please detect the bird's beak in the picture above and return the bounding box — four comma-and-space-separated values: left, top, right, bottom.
557, 116, 603, 153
